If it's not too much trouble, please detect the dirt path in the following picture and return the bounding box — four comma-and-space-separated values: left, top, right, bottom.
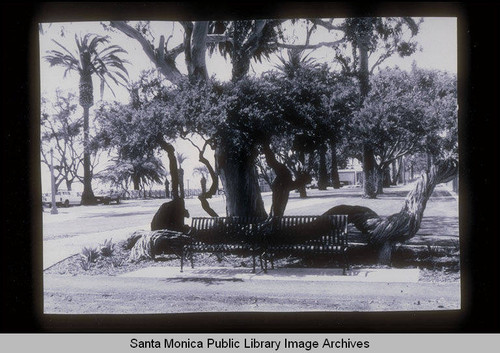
44, 274, 460, 314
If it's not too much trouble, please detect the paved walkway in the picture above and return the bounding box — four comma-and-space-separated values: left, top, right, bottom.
44, 272, 460, 314
120, 266, 421, 283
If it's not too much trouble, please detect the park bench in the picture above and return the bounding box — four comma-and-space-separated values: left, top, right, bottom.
181, 216, 266, 273
261, 215, 349, 275
181, 214, 349, 274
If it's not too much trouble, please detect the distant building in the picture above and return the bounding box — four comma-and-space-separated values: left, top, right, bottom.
338, 169, 363, 186
338, 158, 363, 186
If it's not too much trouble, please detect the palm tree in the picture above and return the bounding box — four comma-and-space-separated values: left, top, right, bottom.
275, 48, 319, 79
175, 152, 188, 198
44, 33, 129, 204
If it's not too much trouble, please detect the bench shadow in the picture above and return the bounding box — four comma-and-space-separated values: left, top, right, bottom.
162, 277, 244, 286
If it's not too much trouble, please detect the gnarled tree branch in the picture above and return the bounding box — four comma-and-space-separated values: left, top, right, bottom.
110, 21, 183, 83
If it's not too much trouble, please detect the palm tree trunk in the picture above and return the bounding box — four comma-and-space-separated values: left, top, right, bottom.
81, 106, 96, 205
132, 174, 140, 191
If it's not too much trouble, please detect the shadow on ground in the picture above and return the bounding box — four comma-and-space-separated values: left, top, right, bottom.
163, 277, 244, 286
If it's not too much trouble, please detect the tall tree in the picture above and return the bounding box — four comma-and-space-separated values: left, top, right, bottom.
348, 67, 457, 193
281, 18, 422, 197
340, 17, 421, 198
40, 91, 83, 191
110, 19, 282, 218
96, 154, 165, 193
44, 33, 129, 204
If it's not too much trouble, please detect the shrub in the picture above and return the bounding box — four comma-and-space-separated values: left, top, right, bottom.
81, 246, 100, 262
99, 238, 115, 257
79, 246, 99, 271
111, 257, 124, 268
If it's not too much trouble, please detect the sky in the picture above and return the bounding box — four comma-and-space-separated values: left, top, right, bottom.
39, 17, 457, 193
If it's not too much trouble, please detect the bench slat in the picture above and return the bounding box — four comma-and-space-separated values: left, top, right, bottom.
182, 215, 349, 274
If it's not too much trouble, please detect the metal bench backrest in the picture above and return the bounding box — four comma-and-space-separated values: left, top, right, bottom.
190, 216, 265, 245
270, 215, 348, 246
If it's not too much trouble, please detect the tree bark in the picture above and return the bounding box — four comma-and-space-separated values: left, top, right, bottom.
215, 141, 267, 218
357, 29, 379, 199
110, 21, 183, 83
297, 150, 308, 198
190, 21, 209, 82
363, 145, 378, 198
330, 140, 341, 189
81, 106, 96, 205
127, 230, 190, 262
368, 159, 458, 264
132, 174, 140, 191
194, 142, 219, 217
391, 160, 399, 186
178, 168, 185, 199
164, 178, 170, 198
317, 144, 329, 190
262, 143, 312, 217
158, 139, 180, 200
262, 144, 293, 217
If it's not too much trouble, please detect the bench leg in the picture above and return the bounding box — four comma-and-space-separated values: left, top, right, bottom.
180, 250, 184, 273
343, 251, 349, 276
190, 251, 194, 269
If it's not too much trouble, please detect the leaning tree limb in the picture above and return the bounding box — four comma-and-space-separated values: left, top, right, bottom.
186, 137, 219, 217
368, 159, 458, 263
127, 230, 190, 262
324, 159, 458, 265
261, 143, 312, 217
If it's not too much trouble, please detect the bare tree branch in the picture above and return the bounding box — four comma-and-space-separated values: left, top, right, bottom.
242, 20, 267, 57
309, 18, 344, 32
277, 37, 345, 50
110, 21, 183, 83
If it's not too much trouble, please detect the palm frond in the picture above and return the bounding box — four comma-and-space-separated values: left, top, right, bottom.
46, 32, 129, 101
50, 39, 78, 59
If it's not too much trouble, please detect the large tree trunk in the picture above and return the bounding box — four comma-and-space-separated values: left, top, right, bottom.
357, 30, 379, 199
262, 143, 312, 217
263, 144, 293, 217
363, 145, 378, 198
297, 150, 308, 198
178, 168, 185, 199
190, 22, 209, 81
317, 144, 329, 190
391, 160, 399, 186
132, 174, 140, 190
158, 139, 180, 200
127, 230, 190, 262
195, 142, 219, 217
80, 105, 96, 205
215, 141, 267, 218
330, 140, 341, 189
